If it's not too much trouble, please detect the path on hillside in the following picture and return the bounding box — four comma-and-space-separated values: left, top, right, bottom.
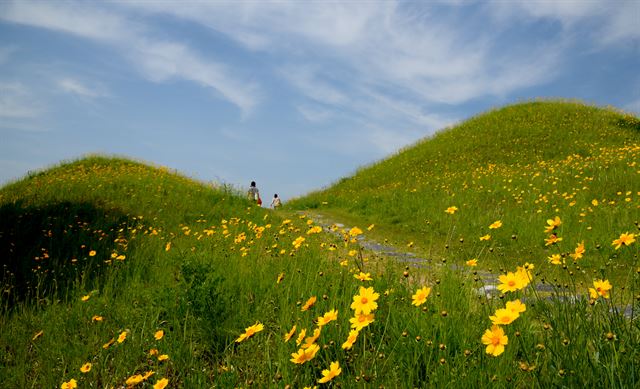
302, 211, 634, 318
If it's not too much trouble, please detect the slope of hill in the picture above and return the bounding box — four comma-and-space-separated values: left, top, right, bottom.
289, 101, 640, 280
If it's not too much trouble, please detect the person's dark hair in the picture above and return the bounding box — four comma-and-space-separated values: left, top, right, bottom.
274, 194, 278, 198
250, 181, 256, 187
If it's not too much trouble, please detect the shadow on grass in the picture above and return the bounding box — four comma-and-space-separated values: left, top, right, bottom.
0, 200, 129, 310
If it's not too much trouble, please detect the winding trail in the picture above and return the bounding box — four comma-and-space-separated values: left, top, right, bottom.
303, 211, 635, 318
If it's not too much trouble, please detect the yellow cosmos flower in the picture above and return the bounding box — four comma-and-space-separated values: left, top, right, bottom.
306, 226, 322, 235
235, 322, 264, 343
349, 312, 375, 331
317, 309, 338, 327
544, 216, 561, 233
284, 325, 296, 342
165, 242, 171, 252
497, 272, 526, 293
126, 374, 144, 386
292, 236, 306, 249
589, 279, 612, 299
466, 259, 478, 267
612, 232, 635, 249
290, 343, 320, 364
318, 361, 342, 384
296, 328, 307, 346
349, 227, 363, 237
506, 299, 526, 314
411, 286, 431, 307
61, 378, 78, 389
143, 371, 155, 380
339, 259, 349, 266
479, 234, 491, 241
154, 378, 169, 389
490, 308, 520, 325
544, 234, 562, 246
367, 224, 375, 231
149, 348, 159, 356
91, 315, 103, 322
481, 325, 508, 357
117, 331, 127, 343
81, 295, 91, 302
154, 330, 164, 340
350, 286, 379, 314
342, 329, 359, 350
354, 272, 372, 281
569, 241, 585, 260
301, 296, 317, 311
80, 362, 92, 373
89, 250, 96, 257
547, 254, 563, 265
489, 220, 502, 229
158, 354, 169, 361
445, 206, 458, 214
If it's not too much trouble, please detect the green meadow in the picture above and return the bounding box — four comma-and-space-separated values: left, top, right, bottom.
1, 101, 639, 388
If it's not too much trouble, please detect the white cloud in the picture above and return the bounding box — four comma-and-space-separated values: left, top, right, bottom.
58, 77, 108, 99
0, 82, 43, 119
0, 0, 259, 115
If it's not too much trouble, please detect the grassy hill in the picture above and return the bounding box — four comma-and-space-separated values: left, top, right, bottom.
1, 101, 639, 388
289, 101, 640, 283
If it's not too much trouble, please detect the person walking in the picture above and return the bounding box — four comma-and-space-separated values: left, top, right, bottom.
247, 181, 261, 205
270, 194, 282, 209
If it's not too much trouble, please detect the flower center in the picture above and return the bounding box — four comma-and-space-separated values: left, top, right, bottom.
361, 297, 368, 304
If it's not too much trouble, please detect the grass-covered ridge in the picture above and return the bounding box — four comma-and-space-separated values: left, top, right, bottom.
289, 101, 640, 282
1, 100, 639, 388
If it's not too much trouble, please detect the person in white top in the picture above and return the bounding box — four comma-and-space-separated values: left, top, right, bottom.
270, 193, 282, 209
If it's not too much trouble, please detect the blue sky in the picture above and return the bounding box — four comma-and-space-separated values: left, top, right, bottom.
1, 1, 639, 201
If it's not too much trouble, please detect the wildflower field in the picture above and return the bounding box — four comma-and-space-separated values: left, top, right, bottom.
1, 101, 639, 388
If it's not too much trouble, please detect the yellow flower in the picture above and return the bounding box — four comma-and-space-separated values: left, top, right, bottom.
235, 322, 264, 343
497, 272, 525, 293
154, 378, 169, 389
354, 272, 372, 281
306, 226, 322, 235
544, 234, 562, 246
367, 224, 375, 231
102, 338, 115, 349
117, 331, 127, 343
445, 206, 458, 214
479, 234, 491, 241
61, 378, 78, 389
290, 343, 320, 364
81, 294, 91, 302
490, 308, 520, 325
303, 328, 322, 348
317, 309, 338, 327
149, 348, 159, 356
284, 325, 296, 342
154, 330, 164, 340
411, 286, 431, 307
569, 241, 585, 260
339, 259, 349, 266
277, 272, 285, 284
349, 312, 375, 331
165, 242, 171, 251
126, 374, 144, 386
349, 227, 363, 237
296, 328, 307, 346
466, 259, 478, 267
89, 250, 97, 257
589, 279, 612, 299
143, 371, 155, 380
612, 232, 635, 250
91, 315, 103, 322
342, 329, 359, 350
547, 254, 563, 265
318, 361, 342, 384
350, 286, 379, 314
481, 325, 508, 356
292, 236, 306, 249
489, 220, 502, 229
506, 299, 526, 314
544, 216, 561, 233
80, 362, 92, 373
301, 296, 317, 311
158, 354, 169, 361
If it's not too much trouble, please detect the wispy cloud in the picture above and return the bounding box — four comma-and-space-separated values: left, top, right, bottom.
57, 77, 108, 99
0, 82, 43, 119
0, 0, 259, 115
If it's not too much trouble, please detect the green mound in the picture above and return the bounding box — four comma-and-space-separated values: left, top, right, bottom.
289, 101, 640, 278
